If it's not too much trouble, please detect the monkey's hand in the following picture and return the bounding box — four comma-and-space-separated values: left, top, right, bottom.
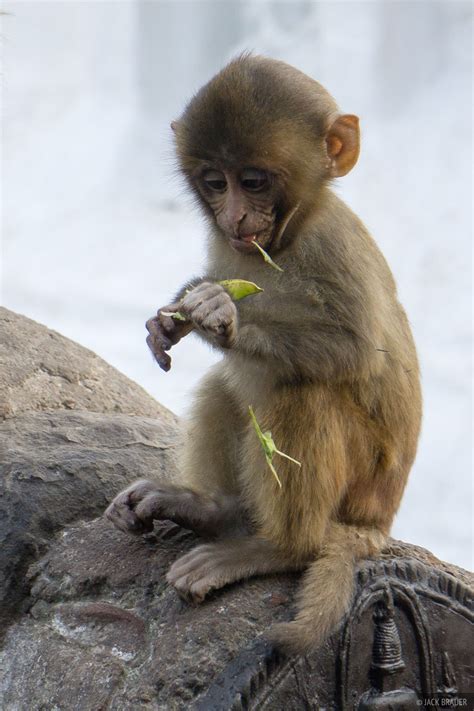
180, 282, 237, 348
105, 480, 243, 538
104, 479, 185, 535
146, 304, 193, 372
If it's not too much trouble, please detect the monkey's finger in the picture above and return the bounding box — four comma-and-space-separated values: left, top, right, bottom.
156, 351, 172, 372
147, 344, 172, 371
145, 324, 172, 350
126, 479, 161, 503
104, 501, 153, 534
146, 334, 172, 371
187, 281, 222, 298
146, 317, 174, 344
148, 312, 193, 348
181, 283, 224, 313
157, 311, 180, 334
187, 293, 230, 325
162, 317, 194, 345
202, 305, 237, 333
134, 492, 167, 521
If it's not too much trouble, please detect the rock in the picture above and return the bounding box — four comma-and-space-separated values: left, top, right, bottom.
0, 410, 178, 637
0, 307, 178, 638
0, 518, 472, 710
0, 307, 175, 422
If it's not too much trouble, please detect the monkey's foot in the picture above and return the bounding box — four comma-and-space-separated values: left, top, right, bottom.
166, 543, 238, 604
166, 538, 301, 605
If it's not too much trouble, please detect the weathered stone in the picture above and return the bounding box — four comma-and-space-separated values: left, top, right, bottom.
0, 628, 124, 710
0, 307, 175, 422
0, 516, 472, 710
0, 410, 178, 636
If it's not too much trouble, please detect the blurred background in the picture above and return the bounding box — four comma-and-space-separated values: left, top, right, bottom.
1, 1, 472, 568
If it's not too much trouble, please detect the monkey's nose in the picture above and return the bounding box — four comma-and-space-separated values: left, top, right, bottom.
233, 213, 247, 237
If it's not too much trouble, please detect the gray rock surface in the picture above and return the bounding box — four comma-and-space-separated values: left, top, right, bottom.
0, 520, 471, 711
0, 517, 299, 711
0, 306, 175, 422
0, 409, 178, 638
0, 306, 178, 639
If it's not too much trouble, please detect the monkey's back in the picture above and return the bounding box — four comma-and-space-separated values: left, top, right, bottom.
299, 193, 422, 532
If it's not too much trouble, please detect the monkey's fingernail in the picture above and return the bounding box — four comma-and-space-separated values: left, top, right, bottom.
156, 353, 171, 371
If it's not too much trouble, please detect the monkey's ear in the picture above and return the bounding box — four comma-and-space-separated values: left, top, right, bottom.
325, 114, 360, 177
171, 121, 179, 132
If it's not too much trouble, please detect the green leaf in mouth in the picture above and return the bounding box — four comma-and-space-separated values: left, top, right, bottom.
252, 241, 284, 272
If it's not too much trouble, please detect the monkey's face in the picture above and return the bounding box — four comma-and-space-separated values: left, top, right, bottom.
195, 165, 280, 254
174, 57, 361, 255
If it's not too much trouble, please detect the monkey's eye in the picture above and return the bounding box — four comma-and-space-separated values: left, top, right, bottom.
241, 168, 269, 192
201, 169, 227, 192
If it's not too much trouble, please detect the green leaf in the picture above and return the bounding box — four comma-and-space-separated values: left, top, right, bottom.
160, 311, 187, 321
252, 242, 284, 272
162, 280, 262, 322
218, 279, 264, 300
248, 406, 301, 488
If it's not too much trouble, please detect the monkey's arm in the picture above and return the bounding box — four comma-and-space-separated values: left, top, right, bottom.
105, 479, 245, 538
179, 279, 375, 380
149, 274, 376, 380
234, 310, 370, 381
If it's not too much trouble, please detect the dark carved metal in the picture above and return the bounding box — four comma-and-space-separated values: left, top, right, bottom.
357, 587, 419, 709
440, 651, 458, 697
197, 557, 473, 710
370, 587, 405, 676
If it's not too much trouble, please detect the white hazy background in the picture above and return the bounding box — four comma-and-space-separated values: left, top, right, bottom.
1, 1, 472, 569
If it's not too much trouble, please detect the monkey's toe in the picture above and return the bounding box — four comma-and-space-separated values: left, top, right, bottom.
171, 575, 210, 604
167, 544, 227, 603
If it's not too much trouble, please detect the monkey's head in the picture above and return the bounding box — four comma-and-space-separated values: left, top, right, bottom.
172, 55, 360, 254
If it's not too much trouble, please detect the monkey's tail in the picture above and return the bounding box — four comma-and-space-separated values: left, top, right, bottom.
269, 523, 386, 655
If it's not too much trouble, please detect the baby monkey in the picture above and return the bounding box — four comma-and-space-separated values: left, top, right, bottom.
105, 55, 421, 653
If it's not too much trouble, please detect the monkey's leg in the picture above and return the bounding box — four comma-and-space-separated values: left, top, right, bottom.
177, 362, 246, 498
166, 384, 352, 604
105, 365, 248, 537
237, 387, 389, 653
239, 384, 353, 560
269, 522, 386, 654
166, 537, 304, 604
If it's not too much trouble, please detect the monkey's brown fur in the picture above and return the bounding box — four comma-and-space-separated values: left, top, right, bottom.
106, 55, 421, 654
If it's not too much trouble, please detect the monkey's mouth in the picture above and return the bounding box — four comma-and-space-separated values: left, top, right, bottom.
229, 231, 273, 254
